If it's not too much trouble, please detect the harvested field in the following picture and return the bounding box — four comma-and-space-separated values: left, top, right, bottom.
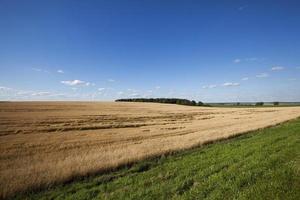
1, 102, 300, 198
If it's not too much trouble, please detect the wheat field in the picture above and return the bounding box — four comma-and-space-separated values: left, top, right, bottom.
1, 102, 300, 198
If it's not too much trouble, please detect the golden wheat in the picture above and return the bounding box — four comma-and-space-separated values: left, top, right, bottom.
1, 102, 300, 198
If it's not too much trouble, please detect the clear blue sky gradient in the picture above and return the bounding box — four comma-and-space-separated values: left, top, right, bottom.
0, 0, 299, 102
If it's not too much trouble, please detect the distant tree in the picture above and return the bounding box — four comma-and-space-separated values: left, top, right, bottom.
115, 98, 204, 107
255, 102, 264, 106
191, 100, 196, 106
273, 102, 279, 106
236, 102, 240, 106
197, 101, 204, 106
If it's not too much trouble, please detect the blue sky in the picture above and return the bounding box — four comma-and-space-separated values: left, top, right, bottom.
0, 0, 299, 102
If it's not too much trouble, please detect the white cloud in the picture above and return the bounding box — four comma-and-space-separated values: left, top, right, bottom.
32, 68, 49, 73
57, 69, 64, 73
155, 86, 161, 89
288, 78, 297, 81
79, 82, 94, 87
0, 86, 12, 91
202, 84, 217, 89
117, 91, 124, 95
233, 59, 241, 63
241, 77, 249, 81
127, 88, 137, 92
107, 79, 115, 82
61, 80, 90, 86
233, 57, 263, 63
51, 93, 66, 97
98, 88, 105, 91
16, 91, 32, 96
222, 82, 240, 87
129, 93, 141, 97
30, 92, 67, 97
256, 73, 269, 78
31, 92, 51, 96
271, 66, 284, 71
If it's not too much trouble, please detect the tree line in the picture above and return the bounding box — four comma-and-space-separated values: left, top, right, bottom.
115, 98, 282, 107
115, 98, 205, 106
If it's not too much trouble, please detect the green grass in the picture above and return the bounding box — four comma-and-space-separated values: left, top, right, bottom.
15, 118, 300, 200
